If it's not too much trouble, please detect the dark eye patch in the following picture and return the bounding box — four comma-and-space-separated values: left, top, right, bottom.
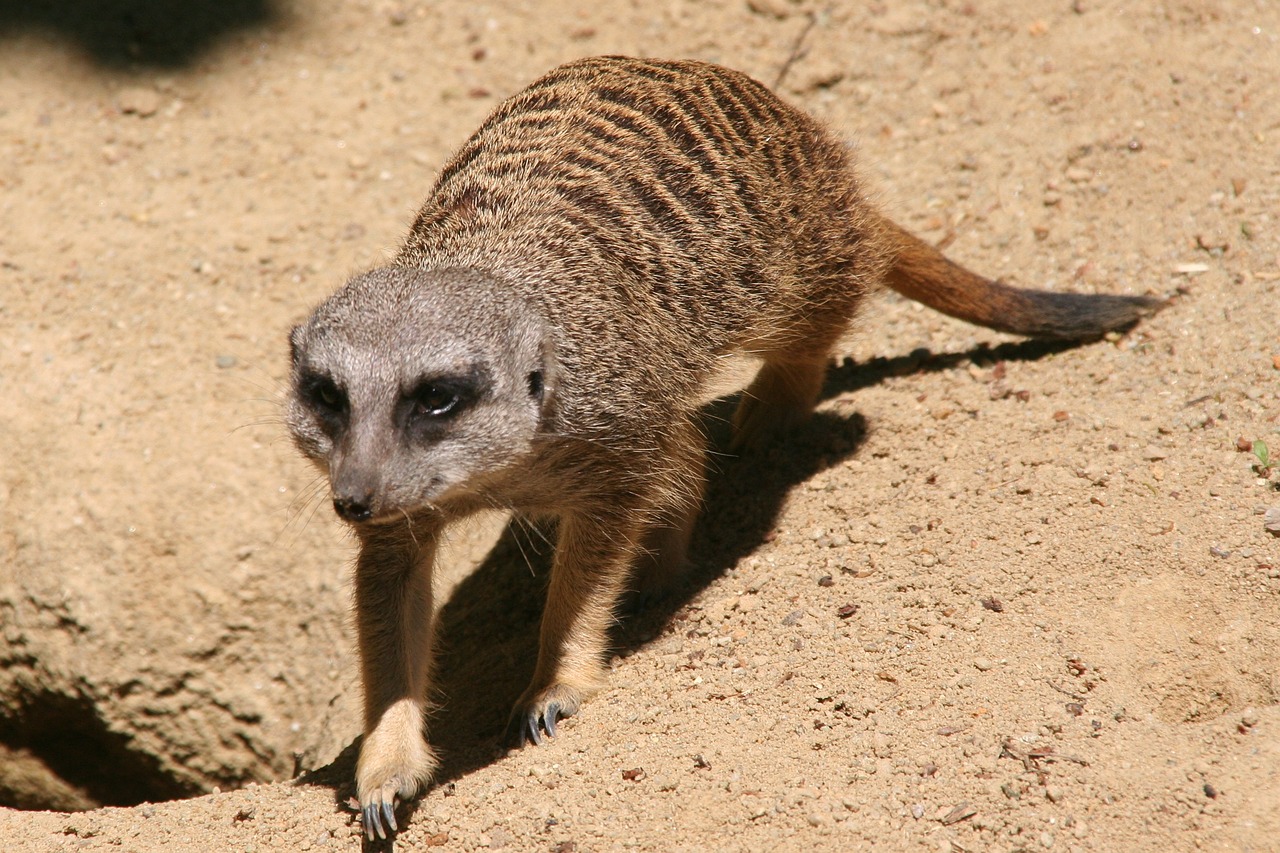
402, 367, 488, 430
300, 372, 348, 418
411, 381, 463, 418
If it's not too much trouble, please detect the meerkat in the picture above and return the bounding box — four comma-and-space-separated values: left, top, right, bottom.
286, 56, 1161, 839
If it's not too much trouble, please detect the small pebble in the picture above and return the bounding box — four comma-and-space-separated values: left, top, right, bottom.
1263, 507, 1280, 533
216, 355, 238, 369
746, 0, 793, 18
973, 658, 995, 671
118, 86, 161, 117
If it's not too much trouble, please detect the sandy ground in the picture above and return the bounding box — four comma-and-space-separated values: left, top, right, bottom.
1, 0, 1278, 850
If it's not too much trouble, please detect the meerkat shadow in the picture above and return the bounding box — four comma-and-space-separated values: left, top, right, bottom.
298, 334, 1092, 831
406, 401, 875, 790
420, 335, 1093, 779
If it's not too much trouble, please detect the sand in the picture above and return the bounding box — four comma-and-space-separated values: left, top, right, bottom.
1, 0, 1277, 850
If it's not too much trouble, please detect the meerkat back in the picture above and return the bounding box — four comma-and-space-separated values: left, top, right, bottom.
393, 57, 896, 438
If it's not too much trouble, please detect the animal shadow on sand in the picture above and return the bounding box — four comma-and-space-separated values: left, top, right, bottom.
297, 336, 1083, 848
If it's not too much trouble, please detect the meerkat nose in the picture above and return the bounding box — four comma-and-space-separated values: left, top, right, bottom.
333, 494, 374, 523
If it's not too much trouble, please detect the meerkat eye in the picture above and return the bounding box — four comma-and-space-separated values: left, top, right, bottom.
318, 383, 341, 407
303, 374, 347, 415
527, 370, 544, 400
412, 383, 461, 418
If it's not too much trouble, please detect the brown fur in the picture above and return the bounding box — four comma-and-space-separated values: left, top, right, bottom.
285, 56, 1162, 839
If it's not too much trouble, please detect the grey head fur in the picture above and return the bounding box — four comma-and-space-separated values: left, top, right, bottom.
286, 266, 551, 523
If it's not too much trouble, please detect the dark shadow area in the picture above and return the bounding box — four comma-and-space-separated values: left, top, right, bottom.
821, 336, 1087, 399
296, 334, 1098, 847
0, 0, 279, 69
0, 689, 202, 810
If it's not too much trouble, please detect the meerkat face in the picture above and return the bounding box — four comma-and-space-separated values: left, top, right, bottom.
286, 266, 552, 524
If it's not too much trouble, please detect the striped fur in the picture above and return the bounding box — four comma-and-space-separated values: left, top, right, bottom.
396, 56, 893, 438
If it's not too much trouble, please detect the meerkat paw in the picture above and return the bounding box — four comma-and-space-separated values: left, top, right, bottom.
356, 700, 438, 840
357, 744, 435, 840
503, 681, 592, 748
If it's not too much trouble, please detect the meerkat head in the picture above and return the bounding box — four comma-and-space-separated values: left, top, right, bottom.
286, 266, 553, 524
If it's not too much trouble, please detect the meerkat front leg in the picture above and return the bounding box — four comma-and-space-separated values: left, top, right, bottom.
352, 522, 441, 840
505, 504, 650, 746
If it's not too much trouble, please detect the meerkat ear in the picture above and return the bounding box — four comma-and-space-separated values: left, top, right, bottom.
532, 333, 559, 426
288, 325, 305, 366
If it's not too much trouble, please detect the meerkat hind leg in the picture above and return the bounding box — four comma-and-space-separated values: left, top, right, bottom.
353, 528, 441, 841
632, 421, 707, 604
730, 354, 830, 451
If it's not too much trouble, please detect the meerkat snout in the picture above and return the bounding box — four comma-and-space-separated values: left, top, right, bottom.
333, 493, 374, 523
286, 266, 551, 524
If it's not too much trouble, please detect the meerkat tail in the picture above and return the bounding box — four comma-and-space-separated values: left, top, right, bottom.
879, 218, 1164, 340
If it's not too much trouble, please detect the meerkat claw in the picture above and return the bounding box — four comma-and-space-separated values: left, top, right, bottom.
360, 791, 400, 841
362, 804, 382, 842
505, 698, 573, 749
504, 711, 542, 748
